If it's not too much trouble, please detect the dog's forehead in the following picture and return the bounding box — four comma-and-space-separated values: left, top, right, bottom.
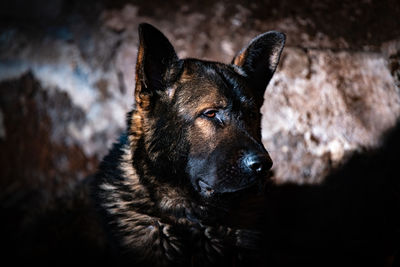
174, 59, 252, 112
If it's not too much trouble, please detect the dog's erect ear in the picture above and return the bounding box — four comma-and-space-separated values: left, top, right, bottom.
135, 23, 178, 102
232, 31, 285, 94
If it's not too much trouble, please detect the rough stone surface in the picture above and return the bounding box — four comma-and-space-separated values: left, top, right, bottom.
263, 48, 400, 183
0, 73, 98, 236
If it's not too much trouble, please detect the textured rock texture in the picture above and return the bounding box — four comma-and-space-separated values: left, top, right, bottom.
264, 48, 400, 183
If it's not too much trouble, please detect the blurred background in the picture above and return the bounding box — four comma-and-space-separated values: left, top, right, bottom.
0, 0, 399, 264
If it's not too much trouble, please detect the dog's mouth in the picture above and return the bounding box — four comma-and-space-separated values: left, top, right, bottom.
196, 176, 262, 198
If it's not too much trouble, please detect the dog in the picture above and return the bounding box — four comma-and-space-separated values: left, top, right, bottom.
93, 23, 285, 267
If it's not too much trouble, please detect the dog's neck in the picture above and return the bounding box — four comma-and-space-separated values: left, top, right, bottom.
121, 129, 201, 227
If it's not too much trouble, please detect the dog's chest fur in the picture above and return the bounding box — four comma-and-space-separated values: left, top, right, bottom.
95, 136, 240, 267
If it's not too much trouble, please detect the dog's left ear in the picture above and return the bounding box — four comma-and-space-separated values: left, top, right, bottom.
232, 31, 285, 95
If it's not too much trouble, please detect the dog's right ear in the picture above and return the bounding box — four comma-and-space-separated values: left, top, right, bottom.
135, 23, 178, 107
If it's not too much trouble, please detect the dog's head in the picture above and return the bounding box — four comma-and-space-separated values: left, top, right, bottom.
133, 23, 285, 201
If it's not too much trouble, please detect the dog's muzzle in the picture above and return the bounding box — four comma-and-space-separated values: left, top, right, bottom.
194, 150, 273, 198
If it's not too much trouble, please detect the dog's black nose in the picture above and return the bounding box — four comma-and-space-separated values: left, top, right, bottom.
243, 153, 273, 174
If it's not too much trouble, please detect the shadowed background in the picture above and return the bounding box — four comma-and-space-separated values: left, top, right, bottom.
0, 0, 399, 265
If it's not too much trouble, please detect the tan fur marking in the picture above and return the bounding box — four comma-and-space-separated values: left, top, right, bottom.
194, 119, 214, 141
178, 90, 227, 118
179, 68, 194, 83
129, 110, 144, 146
135, 39, 146, 88
233, 50, 247, 67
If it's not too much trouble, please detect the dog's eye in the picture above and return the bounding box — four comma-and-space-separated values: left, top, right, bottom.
202, 109, 217, 118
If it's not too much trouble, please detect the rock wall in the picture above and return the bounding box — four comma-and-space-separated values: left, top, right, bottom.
264, 48, 400, 183
0, 0, 399, 198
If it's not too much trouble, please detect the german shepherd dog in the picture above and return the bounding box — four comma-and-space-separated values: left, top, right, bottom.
93, 23, 285, 267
